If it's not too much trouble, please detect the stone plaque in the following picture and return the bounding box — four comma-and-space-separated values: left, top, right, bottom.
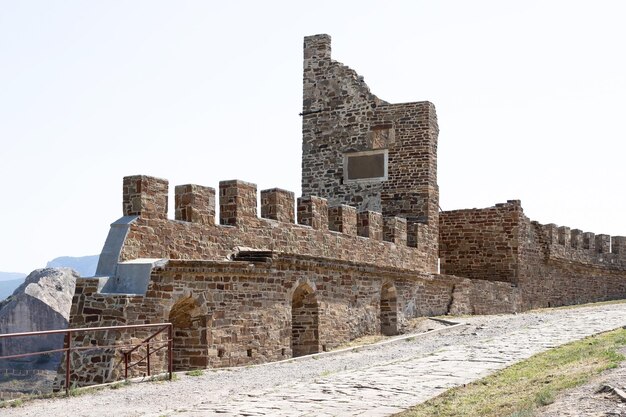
345, 151, 386, 181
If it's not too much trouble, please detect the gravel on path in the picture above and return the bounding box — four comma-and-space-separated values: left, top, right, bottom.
3, 302, 625, 417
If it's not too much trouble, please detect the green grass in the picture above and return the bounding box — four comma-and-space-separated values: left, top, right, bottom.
0, 398, 24, 409
396, 328, 626, 417
9, 399, 23, 408
185, 370, 203, 377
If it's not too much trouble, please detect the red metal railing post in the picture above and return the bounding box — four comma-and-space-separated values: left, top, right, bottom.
0, 322, 173, 390
146, 339, 151, 377
65, 330, 71, 396
168, 324, 173, 380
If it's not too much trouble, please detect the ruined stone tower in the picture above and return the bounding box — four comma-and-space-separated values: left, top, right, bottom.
301, 34, 440, 269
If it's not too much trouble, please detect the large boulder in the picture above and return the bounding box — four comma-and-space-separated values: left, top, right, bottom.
0, 268, 77, 369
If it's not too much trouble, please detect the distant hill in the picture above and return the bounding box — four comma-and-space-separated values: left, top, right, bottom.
0, 255, 98, 301
46, 255, 99, 277
0, 276, 26, 300
0, 272, 27, 282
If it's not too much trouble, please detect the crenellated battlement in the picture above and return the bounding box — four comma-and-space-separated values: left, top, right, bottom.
440, 198, 626, 287
537, 221, 626, 266
122, 174, 431, 248
118, 174, 437, 272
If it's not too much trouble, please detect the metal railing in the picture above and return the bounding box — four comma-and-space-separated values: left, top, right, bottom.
0, 323, 173, 395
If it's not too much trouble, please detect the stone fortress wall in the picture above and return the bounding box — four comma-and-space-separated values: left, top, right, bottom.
61, 173, 512, 388
440, 200, 626, 310
57, 34, 626, 389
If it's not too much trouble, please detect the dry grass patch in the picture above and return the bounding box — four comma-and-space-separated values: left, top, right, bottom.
396, 328, 626, 417
333, 335, 385, 351
185, 370, 203, 377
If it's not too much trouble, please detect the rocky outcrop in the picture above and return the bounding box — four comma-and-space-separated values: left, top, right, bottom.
0, 268, 77, 368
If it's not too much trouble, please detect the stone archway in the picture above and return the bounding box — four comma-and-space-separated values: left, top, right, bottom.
380, 282, 398, 336
291, 283, 320, 357
168, 295, 208, 370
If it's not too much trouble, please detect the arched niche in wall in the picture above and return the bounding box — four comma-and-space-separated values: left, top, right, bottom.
291, 283, 320, 357
168, 295, 209, 370
380, 282, 398, 336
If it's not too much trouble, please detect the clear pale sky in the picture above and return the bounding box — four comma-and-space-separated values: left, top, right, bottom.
1, 1, 625, 273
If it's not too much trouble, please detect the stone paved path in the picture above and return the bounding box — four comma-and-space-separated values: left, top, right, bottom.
5, 302, 626, 417
177, 304, 626, 416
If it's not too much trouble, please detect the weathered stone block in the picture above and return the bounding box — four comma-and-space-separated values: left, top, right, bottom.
558, 226, 571, 246
583, 232, 596, 251
544, 224, 559, 245
219, 180, 257, 226
357, 211, 383, 241
175, 184, 215, 225
261, 188, 295, 223
407, 223, 429, 250
571, 229, 583, 248
123, 175, 168, 219
328, 205, 357, 236
303, 34, 331, 61
595, 234, 610, 254
297, 196, 328, 230
612, 236, 626, 255
384, 217, 407, 245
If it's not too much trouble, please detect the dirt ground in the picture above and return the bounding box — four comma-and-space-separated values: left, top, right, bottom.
536, 345, 626, 417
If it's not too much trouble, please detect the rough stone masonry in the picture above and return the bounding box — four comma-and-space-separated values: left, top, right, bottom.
55, 34, 626, 390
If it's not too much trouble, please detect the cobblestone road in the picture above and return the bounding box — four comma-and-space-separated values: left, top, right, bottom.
5, 302, 626, 417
